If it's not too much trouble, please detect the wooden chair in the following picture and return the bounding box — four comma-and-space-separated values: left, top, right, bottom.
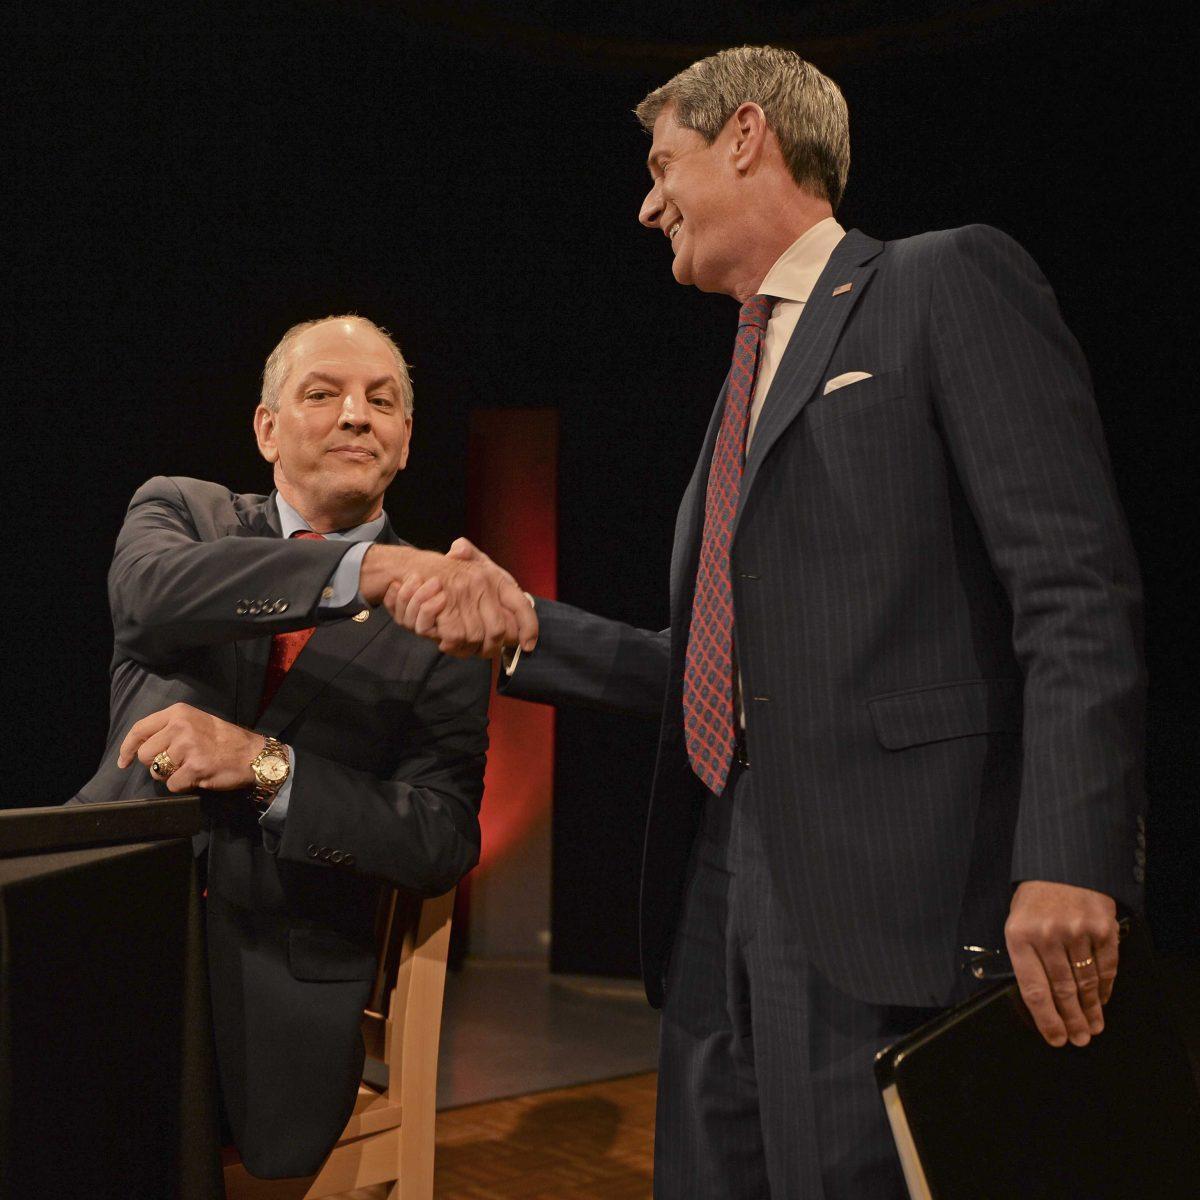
300, 885, 456, 1200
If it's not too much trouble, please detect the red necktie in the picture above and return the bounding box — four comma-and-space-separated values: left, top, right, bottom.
683, 294, 774, 793
258, 530, 325, 718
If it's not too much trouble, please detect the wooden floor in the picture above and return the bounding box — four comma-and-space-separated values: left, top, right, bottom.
224, 1071, 656, 1200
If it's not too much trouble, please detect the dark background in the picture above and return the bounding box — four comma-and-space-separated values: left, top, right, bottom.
8, 1, 1194, 972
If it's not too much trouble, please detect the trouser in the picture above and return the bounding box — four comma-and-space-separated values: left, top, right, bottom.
654, 761, 942, 1199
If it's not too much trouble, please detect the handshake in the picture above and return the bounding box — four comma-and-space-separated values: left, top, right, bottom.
359, 538, 537, 660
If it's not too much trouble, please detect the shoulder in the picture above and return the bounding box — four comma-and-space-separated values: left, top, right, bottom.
124, 477, 273, 539
128, 476, 267, 517
876, 223, 1032, 270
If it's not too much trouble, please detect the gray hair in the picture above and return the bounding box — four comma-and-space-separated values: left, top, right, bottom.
260, 314, 414, 416
635, 46, 850, 210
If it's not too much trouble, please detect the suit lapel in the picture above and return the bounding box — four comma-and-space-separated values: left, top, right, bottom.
256, 519, 402, 738
733, 229, 884, 543
233, 495, 284, 728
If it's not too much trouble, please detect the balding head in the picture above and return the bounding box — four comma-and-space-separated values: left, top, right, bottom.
261, 315, 414, 417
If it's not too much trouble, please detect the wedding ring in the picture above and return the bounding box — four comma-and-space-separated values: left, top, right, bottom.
1072, 955, 1094, 970
151, 751, 177, 780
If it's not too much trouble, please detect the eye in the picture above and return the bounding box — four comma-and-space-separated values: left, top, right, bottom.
305, 389, 334, 402
369, 395, 395, 409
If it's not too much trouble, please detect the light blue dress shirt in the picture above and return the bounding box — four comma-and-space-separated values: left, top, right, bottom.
258, 495, 385, 839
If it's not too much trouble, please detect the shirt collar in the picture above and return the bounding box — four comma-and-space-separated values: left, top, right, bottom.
759, 216, 846, 306
274, 492, 387, 543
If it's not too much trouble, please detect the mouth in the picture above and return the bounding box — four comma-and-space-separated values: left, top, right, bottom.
668, 218, 683, 241
327, 445, 376, 462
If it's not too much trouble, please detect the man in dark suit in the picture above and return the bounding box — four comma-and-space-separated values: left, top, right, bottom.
73, 314, 535, 1178
391, 47, 1145, 1198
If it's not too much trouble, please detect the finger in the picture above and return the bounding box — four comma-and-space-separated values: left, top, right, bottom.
137, 727, 175, 769
457, 596, 485, 655
500, 580, 538, 650
413, 593, 449, 638
433, 612, 468, 656
165, 762, 198, 794
392, 572, 424, 610
1094, 922, 1120, 1006
402, 578, 444, 628
476, 592, 511, 658
118, 709, 171, 768
1008, 938, 1069, 1047
1067, 939, 1104, 1034
1041, 944, 1094, 1046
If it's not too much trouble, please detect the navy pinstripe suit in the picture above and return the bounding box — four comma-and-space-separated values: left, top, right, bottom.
503, 224, 1145, 1196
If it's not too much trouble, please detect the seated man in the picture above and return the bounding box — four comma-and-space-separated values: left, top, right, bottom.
71, 314, 535, 1178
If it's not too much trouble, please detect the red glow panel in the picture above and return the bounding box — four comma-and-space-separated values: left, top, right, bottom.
465, 410, 558, 867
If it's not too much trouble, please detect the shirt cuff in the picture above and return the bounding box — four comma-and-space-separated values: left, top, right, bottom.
318, 541, 372, 616
256, 749, 295, 846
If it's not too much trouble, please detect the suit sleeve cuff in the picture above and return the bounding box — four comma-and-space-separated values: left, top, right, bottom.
317, 541, 372, 617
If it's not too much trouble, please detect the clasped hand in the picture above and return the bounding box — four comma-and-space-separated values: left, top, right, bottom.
364, 539, 536, 659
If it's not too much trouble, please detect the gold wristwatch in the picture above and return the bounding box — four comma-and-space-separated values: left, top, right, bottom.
250, 737, 290, 810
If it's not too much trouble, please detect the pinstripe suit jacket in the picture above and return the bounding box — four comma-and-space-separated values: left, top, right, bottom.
503, 224, 1145, 1009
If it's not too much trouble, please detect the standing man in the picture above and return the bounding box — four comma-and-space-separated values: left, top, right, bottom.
73, 314, 534, 1178
395, 47, 1145, 1200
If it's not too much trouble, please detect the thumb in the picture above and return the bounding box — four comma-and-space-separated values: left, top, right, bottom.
447, 536, 484, 562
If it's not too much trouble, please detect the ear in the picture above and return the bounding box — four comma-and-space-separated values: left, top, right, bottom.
728, 102, 769, 173
253, 405, 280, 464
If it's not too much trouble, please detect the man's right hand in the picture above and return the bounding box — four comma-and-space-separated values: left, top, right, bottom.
361, 542, 536, 659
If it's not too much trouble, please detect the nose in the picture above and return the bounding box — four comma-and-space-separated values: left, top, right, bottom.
338, 391, 372, 431
639, 179, 664, 229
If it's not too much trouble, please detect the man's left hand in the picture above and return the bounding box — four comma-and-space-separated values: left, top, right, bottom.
1005, 880, 1119, 1048
118, 702, 265, 793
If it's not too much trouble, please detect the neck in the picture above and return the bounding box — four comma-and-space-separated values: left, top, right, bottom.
730, 197, 834, 302
275, 478, 382, 533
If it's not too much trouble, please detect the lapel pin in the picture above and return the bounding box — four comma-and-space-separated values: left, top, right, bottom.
353, 609, 370, 623
832, 282, 853, 296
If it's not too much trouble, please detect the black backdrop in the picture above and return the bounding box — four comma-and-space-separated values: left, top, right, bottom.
9, 2, 1194, 975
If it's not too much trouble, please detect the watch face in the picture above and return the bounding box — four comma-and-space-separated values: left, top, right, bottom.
260, 756, 288, 784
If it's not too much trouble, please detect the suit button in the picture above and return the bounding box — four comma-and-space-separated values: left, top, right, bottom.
248, 601, 262, 615
321, 586, 334, 601
737, 572, 761, 580
306, 843, 319, 858
752, 695, 771, 702
319, 847, 333, 861
236, 601, 249, 615
343, 853, 355, 867
330, 850, 344, 864
1134, 847, 1146, 869
1133, 864, 1145, 884
277, 600, 289, 613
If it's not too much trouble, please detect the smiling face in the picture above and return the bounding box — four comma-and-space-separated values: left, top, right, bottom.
639, 106, 747, 296
253, 318, 412, 530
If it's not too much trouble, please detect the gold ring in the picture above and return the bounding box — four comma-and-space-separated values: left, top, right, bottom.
151, 751, 177, 780
1072, 955, 1095, 970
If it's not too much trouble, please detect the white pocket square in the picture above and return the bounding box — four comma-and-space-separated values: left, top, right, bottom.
823, 371, 873, 395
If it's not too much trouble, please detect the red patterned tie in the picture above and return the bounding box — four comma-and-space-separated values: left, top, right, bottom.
258, 530, 325, 718
683, 293, 774, 793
